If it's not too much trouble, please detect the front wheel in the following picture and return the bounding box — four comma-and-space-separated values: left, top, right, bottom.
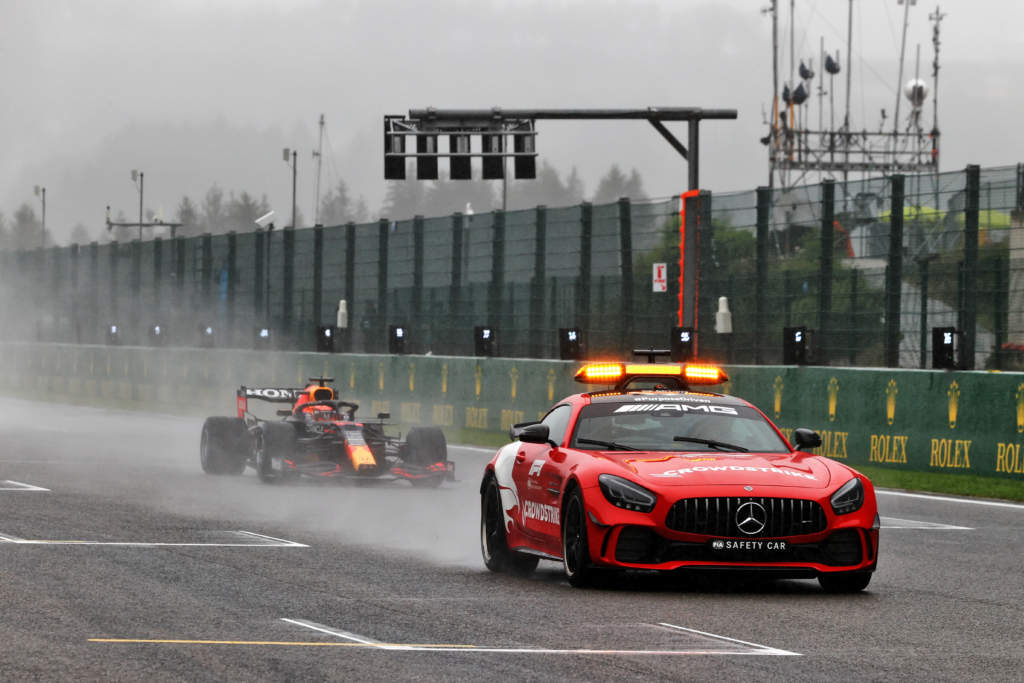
562, 487, 595, 588
818, 571, 872, 593
255, 423, 297, 484
407, 426, 448, 488
480, 476, 538, 575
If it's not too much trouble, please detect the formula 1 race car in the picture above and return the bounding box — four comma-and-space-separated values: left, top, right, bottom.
480, 354, 879, 592
200, 377, 454, 487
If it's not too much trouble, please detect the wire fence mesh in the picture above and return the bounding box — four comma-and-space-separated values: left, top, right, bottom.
3, 163, 1022, 369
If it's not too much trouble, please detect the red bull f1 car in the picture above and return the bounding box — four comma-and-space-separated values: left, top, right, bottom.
200, 377, 453, 486
480, 356, 879, 591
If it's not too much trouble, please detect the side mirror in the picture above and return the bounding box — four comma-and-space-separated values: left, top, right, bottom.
509, 420, 539, 440
793, 427, 822, 450
515, 422, 551, 445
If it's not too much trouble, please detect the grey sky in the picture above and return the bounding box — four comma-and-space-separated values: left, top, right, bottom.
3, 0, 1023, 242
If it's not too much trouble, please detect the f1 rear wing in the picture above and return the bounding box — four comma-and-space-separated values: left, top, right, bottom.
236, 386, 304, 417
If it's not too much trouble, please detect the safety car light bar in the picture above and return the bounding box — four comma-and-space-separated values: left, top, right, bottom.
574, 362, 727, 386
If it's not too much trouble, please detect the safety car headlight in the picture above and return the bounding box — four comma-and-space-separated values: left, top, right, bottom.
830, 477, 864, 515
598, 474, 657, 513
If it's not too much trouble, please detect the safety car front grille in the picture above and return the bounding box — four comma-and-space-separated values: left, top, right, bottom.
665, 497, 827, 538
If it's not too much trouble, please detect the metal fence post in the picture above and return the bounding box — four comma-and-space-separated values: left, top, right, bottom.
489, 210, 506, 340
919, 258, 929, 368
377, 218, 389, 346
254, 229, 265, 321
885, 175, 904, 368
784, 269, 792, 327
49, 246, 61, 341
89, 242, 99, 343
449, 213, 464, 354
312, 225, 323, 344
579, 202, 593, 340
131, 239, 142, 339
109, 241, 119, 325
174, 237, 185, 339
345, 222, 356, 351
618, 197, 634, 354
849, 269, 858, 365
529, 206, 546, 358
412, 215, 424, 348
153, 237, 162, 324
755, 186, 771, 364
282, 227, 295, 342
226, 231, 237, 345
994, 254, 1006, 370
70, 244, 80, 342
819, 179, 835, 364
963, 164, 980, 369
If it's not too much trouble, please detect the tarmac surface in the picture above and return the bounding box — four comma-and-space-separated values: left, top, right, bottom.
0, 397, 1021, 681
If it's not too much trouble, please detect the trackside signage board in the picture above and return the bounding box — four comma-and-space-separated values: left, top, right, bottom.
0, 343, 1021, 481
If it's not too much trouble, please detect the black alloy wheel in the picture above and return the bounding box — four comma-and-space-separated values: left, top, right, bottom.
562, 487, 594, 587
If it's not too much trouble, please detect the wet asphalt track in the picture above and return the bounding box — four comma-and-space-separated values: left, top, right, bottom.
0, 397, 1021, 681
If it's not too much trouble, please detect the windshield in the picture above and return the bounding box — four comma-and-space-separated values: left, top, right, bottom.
569, 399, 790, 453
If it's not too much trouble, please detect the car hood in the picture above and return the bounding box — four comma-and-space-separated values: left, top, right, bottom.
603, 452, 832, 489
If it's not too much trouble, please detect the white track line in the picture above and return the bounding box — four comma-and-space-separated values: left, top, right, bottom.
880, 516, 972, 530
282, 618, 799, 656
281, 619, 380, 645
657, 622, 800, 656
877, 489, 1024, 510
234, 531, 309, 547
0, 480, 50, 491
0, 530, 308, 547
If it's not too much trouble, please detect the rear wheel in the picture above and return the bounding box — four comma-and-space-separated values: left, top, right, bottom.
562, 486, 595, 587
255, 422, 297, 484
200, 417, 247, 475
407, 426, 448, 488
480, 476, 538, 575
818, 571, 872, 593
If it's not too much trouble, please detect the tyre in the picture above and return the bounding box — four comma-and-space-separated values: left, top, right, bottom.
480, 476, 539, 575
406, 426, 448, 488
818, 571, 872, 593
562, 486, 595, 587
255, 422, 297, 484
200, 417, 247, 475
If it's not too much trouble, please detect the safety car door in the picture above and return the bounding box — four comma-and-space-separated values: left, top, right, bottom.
512, 404, 572, 549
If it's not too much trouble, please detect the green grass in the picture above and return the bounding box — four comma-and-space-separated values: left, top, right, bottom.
855, 464, 1024, 502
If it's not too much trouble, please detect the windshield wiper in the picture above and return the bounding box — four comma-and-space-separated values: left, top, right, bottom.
672, 436, 749, 452
576, 437, 640, 451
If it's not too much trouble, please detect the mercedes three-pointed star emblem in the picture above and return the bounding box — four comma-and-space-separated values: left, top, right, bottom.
735, 501, 767, 536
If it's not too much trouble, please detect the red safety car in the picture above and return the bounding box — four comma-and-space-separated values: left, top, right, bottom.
201, 377, 453, 486
480, 358, 879, 591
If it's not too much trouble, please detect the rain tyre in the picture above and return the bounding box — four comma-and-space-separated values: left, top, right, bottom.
200, 417, 247, 475
562, 486, 595, 588
480, 475, 538, 575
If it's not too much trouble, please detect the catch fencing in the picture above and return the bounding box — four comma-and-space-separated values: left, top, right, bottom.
3, 163, 1024, 369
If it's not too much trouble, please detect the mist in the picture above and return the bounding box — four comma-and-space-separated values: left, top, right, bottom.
4, 0, 1024, 245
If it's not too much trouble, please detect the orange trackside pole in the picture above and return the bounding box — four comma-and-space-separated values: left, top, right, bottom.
678, 190, 700, 330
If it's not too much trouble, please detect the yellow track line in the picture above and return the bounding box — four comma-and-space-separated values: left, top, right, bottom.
89, 639, 475, 648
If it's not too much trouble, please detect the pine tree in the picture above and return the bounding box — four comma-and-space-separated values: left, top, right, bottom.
69, 224, 92, 245
176, 196, 201, 237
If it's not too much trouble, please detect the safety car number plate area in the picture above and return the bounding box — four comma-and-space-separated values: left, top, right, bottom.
709, 539, 789, 552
